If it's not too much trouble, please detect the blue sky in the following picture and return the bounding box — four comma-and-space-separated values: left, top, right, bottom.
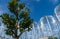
0, 0, 60, 22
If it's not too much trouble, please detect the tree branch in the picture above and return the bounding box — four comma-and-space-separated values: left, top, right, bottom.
18, 30, 28, 37
11, 30, 17, 37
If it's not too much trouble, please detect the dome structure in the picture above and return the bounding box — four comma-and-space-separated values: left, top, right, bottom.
20, 15, 60, 39
54, 4, 60, 21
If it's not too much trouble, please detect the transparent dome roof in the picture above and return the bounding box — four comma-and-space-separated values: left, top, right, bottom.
54, 4, 60, 21
20, 15, 60, 39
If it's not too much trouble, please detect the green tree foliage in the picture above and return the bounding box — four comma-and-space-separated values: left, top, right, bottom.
48, 36, 58, 39
0, 0, 33, 39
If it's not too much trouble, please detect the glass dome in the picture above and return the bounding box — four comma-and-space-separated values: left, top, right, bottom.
20, 15, 60, 39
54, 4, 60, 21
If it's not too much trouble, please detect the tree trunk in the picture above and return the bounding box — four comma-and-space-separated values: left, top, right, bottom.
14, 19, 19, 39
14, 19, 18, 39
14, 36, 19, 39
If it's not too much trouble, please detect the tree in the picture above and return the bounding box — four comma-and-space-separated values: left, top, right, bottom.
48, 36, 58, 39
0, 0, 33, 39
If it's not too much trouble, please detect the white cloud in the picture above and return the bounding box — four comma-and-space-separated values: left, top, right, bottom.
49, 0, 58, 4
36, 0, 40, 2
22, 0, 40, 2
0, 5, 3, 15
0, 5, 8, 15
0, 11, 3, 15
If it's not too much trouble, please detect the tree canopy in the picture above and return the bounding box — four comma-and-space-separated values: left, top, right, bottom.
0, 0, 33, 39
